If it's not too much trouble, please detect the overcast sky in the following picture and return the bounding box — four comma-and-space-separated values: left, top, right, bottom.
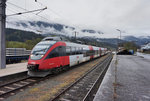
6, 0, 150, 38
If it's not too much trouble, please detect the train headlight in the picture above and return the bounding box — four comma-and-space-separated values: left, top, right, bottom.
30, 54, 33, 57
41, 55, 44, 58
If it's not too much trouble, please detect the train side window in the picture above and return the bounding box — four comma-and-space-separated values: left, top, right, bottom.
71, 47, 76, 55
62, 46, 66, 56
81, 48, 83, 54
78, 47, 82, 54
58, 46, 63, 56
58, 46, 66, 56
78, 48, 81, 54
66, 46, 71, 55
76, 47, 79, 54
83, 50, 86, 57
46, 47, 59, 59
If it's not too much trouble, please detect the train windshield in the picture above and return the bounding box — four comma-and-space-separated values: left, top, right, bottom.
30, 41, 55, 60
31, 45, 50, 55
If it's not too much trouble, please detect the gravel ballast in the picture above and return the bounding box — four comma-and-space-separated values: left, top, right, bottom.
5, 55, 108, 101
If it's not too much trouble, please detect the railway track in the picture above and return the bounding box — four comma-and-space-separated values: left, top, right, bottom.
50, 54, 112, 101
0, 54, 111, 101
0, 76, 45, 100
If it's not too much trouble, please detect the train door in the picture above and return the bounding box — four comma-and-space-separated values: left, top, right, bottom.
42, 47, 61, 69
58, 46, 66, 66
99, 48, 101, 56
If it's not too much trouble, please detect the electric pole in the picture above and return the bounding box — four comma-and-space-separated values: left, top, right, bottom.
75, 31, 77, 41
0, 0, 6, 69
74, 31, 79, 42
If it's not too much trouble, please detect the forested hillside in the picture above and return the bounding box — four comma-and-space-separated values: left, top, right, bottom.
6, 28, 44, 50
6, 28, 44, 42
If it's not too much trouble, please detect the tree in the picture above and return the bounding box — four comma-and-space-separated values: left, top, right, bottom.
123, 42, 139, 52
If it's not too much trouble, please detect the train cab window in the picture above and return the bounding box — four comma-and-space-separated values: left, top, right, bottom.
30, 43, 52, 60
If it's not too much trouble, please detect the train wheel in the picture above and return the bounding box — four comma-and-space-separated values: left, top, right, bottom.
52, 67, 60, 74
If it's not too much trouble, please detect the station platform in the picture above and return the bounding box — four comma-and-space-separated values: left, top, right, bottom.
0, 62, 27, 77
94, 54, 150, 101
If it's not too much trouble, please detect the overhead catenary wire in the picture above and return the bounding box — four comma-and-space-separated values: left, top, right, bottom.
7, 2, 49, 21
7, 7, 47, 16
7, 1, 72, 25
7, 7, 47, 17
35, 1, 72, 23
34, 0, 82, 34
36, 1, 65, 19
6, 8, 43, 33
6, 1, 83, 37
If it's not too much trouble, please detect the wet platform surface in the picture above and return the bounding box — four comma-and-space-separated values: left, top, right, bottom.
0, 62, 27, 77
94, 55, 150, 101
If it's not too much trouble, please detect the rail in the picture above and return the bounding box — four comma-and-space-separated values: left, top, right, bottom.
50, 54, 112, 101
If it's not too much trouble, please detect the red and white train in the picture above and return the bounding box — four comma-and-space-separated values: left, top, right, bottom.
27, 37, 107, 77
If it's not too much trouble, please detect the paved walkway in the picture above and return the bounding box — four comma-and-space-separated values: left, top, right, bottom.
0, 62, 27, 77
94, 55, 150, 101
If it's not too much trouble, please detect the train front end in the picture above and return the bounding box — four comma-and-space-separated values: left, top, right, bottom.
27, 41, 56, 77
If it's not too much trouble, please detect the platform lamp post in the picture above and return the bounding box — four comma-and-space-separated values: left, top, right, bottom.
116, 29, 122, 47
116, 29, 121, 40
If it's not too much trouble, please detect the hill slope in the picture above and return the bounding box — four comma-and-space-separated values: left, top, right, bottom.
6, 28, 44, 42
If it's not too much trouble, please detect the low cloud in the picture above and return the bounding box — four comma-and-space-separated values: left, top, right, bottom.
6, 0, 150, 38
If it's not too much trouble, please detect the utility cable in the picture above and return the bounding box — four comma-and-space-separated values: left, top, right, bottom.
7, 2, 49, 21
7, 7, 47, 16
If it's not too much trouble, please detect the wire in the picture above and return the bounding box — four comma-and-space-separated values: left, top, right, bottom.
34, 1, 82, 34
7, 7, 47, 16
7, 8, 17, 14
36, 1, 71, 22
6, 1, 80, 36
7, 2, 49, 21
6, 9, 42, 33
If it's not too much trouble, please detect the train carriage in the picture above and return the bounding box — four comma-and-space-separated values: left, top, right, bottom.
27, 37, 107, 77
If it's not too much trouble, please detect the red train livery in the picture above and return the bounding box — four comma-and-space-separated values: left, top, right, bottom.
27, 37, 107, 77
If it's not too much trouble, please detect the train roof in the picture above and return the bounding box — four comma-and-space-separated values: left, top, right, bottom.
42, 37, 62, 41
41, 37, 107, 50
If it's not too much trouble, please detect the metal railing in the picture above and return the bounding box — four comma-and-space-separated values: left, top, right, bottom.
6, 48, 31, 56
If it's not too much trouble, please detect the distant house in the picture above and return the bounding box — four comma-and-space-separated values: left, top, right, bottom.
141, 43, 150, 53
141, 43, 150, 50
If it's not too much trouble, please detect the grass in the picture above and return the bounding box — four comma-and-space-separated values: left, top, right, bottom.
29, 87, 39, 93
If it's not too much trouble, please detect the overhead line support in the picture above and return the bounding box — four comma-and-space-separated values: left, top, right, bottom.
0, 0, 6, 69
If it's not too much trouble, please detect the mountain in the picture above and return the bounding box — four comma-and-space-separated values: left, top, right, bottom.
6, 28, 44, 42
7, 20, 103, 37
5, 28, 117, 50
81, 29, 103, 34
7, 20, 150, 48
123, 36, 150, 46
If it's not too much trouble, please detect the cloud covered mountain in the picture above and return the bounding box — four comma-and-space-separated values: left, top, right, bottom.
6, 20, 150, 47
123, 36, 150, 45
6, 20, 104, 38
